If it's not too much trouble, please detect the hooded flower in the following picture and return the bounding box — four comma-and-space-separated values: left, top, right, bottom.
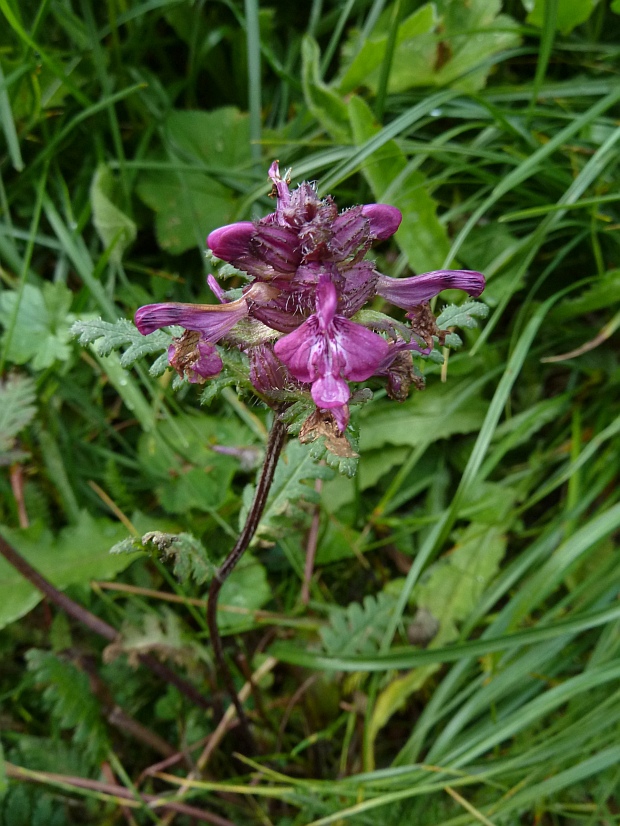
207, 162, 402, 331
376, 270, 485, 310
134, 161, 486, 435
274, 276, 389, 430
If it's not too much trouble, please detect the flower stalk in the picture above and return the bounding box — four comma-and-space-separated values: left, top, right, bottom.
206, 411, 288, 749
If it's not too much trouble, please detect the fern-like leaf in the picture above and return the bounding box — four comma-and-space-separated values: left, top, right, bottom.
71, 317, 173, 368
0, 374, 37, 463
320, 593, 397, 656
111, 530, 215, 585
254, 440, 334, 539
436, 300, 489, 331
26, 650, 109, 765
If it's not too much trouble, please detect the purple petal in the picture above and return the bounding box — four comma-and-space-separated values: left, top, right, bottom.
273, 317, 321, 383
268, 160, 291, 221
330, 207, 368, 260
206, 274, 228, 303
187, 340, 223, 382
331, 405, 349, 432
135, 297, 248, 339
311, 374, 350, 409
361, 204, 402, 240
376, 270, 486, 308
316, 277, 338, 330
207, 222, 255, 262
339, 261, 378, 316
332, 317, 390, 381
250, 224, 301, 273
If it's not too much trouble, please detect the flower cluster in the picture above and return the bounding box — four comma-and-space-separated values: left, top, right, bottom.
135, 162, 485, 433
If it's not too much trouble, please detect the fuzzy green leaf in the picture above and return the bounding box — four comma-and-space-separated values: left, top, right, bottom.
0, 374, 36, 463
436, 300, 489, 331
321, 593, 397, 656
255, 440, 334, 540
118, 530, 215, 585
26, 650, 109, 764
71, 317, 173, 368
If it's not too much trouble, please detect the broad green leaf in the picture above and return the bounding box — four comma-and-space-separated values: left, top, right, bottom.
90, 165, 136, 263
0, 373, 36, 462
431, 0, 520, 92
165, 108, 252, 170
136, 107, 252, 255
525, 0, 597, 34
340, 0, 519, 95
0, 283, 73, 370
218, 554, 271, 633
359, 379, 487, 451
301, 36, 351, 144
348, 95, 450, 272
339, 4, 437, 94
137, 171, 235, 255
0, 511, 142, 630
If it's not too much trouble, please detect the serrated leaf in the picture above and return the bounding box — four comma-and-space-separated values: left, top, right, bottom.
436, 300, 489, 331
140, 531, 215, 585
90, 165, 136, 263
26, 650, 109, 763
256, 440, 334, 540
339, 3, 437, 94
71, 317, 173, 369
103, 609, 194, 667
320, 593, 397, 656
0, 374, 37, 458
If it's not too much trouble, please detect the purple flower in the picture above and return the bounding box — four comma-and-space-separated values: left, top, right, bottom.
207, 162, 402, 332
376, 270, 485, 310
133, 160, 486, 434
274, 276, 389, 430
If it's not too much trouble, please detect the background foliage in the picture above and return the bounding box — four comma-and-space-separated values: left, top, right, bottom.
1, 0, 620, 823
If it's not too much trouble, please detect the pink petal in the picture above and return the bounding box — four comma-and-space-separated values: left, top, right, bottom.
376, 270, 485, 308
361, 204, 402, 240
332, 318, 390, 381
135, 298, 248, 339
207, 222, 255, 261
311, 374, 350, 409
273, 317, 322, 383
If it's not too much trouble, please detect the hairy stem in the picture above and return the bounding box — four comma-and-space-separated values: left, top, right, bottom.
207, 413, 287, 751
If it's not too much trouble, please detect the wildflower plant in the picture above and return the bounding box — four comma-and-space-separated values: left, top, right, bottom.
75, 161, 485, 746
